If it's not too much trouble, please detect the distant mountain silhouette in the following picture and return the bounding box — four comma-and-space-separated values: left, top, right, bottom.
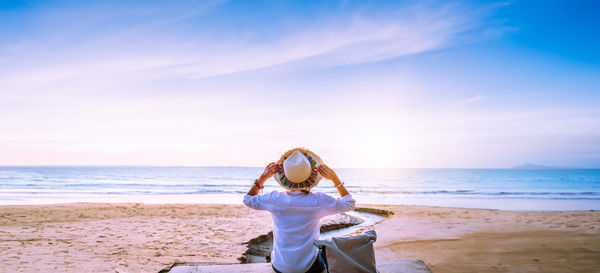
512, 163, 580, 169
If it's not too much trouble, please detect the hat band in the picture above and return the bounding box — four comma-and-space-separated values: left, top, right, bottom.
278, 154, 318, 189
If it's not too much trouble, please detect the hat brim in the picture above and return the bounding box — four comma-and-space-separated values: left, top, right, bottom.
274, 147, 323, 191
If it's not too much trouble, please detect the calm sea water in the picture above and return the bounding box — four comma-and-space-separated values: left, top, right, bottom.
0, 166, 599, 211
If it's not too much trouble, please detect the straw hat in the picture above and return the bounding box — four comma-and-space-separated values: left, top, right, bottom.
274, 147, 323, 190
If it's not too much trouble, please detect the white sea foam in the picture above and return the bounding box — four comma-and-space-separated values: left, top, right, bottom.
0, 167, 599, 210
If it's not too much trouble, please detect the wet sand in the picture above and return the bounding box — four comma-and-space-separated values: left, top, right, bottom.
370, 205, 600, 273
1, 203, 598, 272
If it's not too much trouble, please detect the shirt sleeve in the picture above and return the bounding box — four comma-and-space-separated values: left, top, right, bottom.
243, 192, 273, 211
317, 192, 356, 217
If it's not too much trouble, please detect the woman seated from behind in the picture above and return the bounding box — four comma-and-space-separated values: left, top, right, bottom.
244, 148, 355, 273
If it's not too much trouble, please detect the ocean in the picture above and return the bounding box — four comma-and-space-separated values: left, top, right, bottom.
0, 166, 599, 211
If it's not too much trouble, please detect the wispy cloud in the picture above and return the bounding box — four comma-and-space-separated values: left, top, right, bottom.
0, 1, 495, 89
176, 4, 478, 78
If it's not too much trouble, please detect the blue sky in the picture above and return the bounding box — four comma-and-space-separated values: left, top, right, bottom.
0, 0, 599, 168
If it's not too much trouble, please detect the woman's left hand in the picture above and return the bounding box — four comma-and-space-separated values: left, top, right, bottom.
259, 162, 280, 182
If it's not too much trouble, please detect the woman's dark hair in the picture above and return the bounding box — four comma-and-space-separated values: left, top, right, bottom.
301, 189, 310, 195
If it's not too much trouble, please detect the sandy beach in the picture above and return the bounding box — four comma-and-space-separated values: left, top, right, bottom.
1, 203, 598, 273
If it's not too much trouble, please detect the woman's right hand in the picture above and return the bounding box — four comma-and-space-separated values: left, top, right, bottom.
318, 164, 340, 182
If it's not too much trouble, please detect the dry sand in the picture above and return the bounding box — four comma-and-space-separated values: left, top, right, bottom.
0, 203, 598, 273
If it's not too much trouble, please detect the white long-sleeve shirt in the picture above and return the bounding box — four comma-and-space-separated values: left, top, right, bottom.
243, 190, 356, 273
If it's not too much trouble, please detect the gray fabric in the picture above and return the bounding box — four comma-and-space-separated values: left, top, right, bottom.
315, 230, 377, 273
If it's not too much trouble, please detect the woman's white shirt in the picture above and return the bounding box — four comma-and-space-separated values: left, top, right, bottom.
243, 191, 356, 273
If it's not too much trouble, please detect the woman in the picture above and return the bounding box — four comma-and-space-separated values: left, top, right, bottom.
243, 148, 355, 273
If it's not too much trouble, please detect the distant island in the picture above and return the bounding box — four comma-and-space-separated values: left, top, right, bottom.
512, 163, 582, 169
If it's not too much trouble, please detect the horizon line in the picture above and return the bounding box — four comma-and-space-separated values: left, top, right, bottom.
0, 165, 597, 170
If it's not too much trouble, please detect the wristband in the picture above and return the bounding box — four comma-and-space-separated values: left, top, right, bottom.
254, 179, 264, 189
335, 182, 345, 188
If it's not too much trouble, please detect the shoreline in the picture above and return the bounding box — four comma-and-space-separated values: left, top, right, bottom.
1, 203, 599, 272
0, 201, 597, 212
3, 190, 599, 211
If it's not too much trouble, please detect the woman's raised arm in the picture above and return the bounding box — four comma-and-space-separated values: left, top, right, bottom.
247, 162, 280, 196
318, 164, 349, 197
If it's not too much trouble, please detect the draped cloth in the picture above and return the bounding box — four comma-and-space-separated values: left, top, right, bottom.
314, 230, 377, 273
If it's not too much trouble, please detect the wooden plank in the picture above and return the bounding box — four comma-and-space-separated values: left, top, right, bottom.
166, 260, 432, 273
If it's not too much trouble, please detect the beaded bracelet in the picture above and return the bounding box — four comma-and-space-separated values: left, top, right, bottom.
335, 182, 345, 188
254, 179, 264, 189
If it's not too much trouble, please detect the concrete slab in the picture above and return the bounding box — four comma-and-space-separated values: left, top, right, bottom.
165, 260, 432, 273
378, 260, 432, 273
